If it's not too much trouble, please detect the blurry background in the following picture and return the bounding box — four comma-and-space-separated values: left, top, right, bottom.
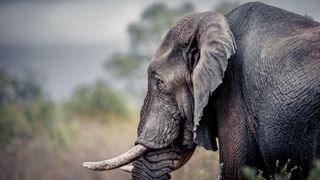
0, 0, 319, 179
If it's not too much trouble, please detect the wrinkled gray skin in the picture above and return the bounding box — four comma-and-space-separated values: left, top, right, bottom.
133, 2, 320, 180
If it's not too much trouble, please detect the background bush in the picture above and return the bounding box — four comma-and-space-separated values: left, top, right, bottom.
64, 80, 128, 120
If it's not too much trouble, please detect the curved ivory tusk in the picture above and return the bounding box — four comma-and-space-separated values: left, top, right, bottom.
120, 165, 134, 173
120, 147, 196, 173
82, 144, 148, 171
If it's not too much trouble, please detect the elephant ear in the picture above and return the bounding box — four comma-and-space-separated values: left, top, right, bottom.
191, 12, 236, 150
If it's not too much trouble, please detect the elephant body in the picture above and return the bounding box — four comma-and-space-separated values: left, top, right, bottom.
216, 3, 320, 178
83, 2, 320, 180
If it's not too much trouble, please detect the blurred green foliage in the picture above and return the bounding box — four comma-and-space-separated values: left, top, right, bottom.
64, 80, 128, 119
0, 71, 72, 149
242, 166, 266, 180
308, 161, 320, 180
0, 72, 129, 179
0, 71, 42, 106
106, 53, 145, 77
0, 70, 128, 150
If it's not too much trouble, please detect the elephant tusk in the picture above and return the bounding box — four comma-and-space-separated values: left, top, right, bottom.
82, 144, 148, 171
120, 165, 134, 173
119, 147, 196, 173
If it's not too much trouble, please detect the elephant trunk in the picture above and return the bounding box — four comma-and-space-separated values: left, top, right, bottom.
120, 147, 196, 173
82, 144, 148, 171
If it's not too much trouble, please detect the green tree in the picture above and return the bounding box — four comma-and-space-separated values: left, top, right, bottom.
65, 80, 127, 119
0, 71, 70, 148
0, 71, 42, 106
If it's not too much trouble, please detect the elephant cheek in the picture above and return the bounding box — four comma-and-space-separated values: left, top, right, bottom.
176, 91, 195, 149
136, 129, 161, 149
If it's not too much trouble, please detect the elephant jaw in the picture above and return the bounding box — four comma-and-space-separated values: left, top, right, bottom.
82, 144, 196, 172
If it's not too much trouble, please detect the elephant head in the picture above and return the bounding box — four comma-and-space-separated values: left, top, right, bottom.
83, 11, 236, 179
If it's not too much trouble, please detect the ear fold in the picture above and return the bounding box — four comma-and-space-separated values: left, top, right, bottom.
192, 12, 236, 150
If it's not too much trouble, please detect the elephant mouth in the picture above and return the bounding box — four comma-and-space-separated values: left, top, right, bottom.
131, 145, 196, 179
82, 143, 195, 174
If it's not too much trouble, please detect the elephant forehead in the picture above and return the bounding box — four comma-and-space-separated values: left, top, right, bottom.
150, 47, 185, 72
152, 47, 171, 64
148, 58, 176, 75
149, 39, 177, 70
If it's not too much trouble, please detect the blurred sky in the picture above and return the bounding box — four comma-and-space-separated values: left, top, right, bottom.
0, 0, 319, 102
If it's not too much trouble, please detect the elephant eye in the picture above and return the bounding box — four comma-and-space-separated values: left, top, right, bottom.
156, 78, 166, 93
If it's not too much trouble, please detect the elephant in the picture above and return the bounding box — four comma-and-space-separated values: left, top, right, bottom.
83, 2, 320, 179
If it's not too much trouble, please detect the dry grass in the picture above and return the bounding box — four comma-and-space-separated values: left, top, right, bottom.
0, 111, 219, 180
